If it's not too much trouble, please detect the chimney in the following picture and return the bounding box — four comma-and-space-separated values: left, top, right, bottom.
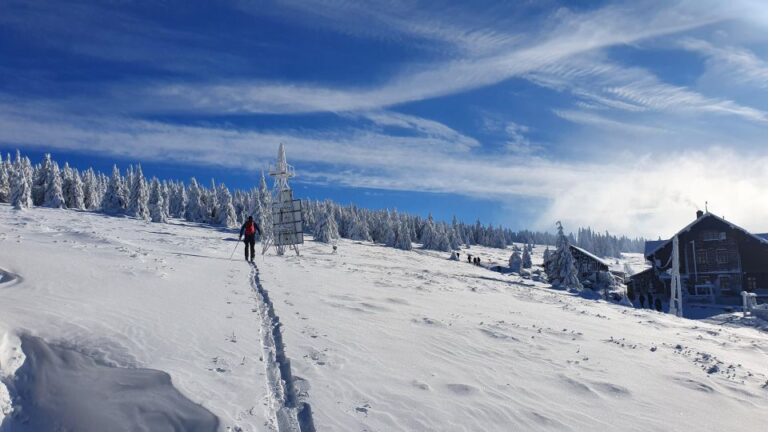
696, 210, 704, 219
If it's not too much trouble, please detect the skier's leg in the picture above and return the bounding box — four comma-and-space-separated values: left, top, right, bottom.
249, 238, 256, 261
244, 240, 249, 261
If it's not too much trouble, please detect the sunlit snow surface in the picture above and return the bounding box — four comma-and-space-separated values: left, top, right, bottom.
1, 204, 767, 431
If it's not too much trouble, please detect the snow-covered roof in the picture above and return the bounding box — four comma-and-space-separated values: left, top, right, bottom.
570, 244, 610, 267
644, 213, 768, 257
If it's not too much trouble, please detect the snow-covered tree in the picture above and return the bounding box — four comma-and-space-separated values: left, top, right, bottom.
215, 183, 238, 228
550, 221, 583, 291
148, 177, 168, 223
313, 202, 339, 243
62, 164, 85, 210
509, 250, 522, 273
10, 161, 32, 210
185, 178, 205, 222
522, 247, 532, 269
257, 172, 272, 243
169, 182, 187, 218
0, 155, 10, 203
43, 161, 65, 208
348, 212, 371, 241
394, 218, 413, 250
127, 165, 150, 220
102, 165, 127, 214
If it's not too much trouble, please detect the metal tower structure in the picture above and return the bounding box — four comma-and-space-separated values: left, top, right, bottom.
265, 143, 303, 256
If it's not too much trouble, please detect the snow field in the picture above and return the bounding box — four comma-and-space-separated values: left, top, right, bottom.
0, 205, 274, 431
0, 204, 766, 431
258, 239, 768, 431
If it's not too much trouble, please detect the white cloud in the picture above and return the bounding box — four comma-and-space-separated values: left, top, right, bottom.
680, 38, 768, 89
4, 101, 768, 237
527, 57, 768, 123
148, 1, 734, 114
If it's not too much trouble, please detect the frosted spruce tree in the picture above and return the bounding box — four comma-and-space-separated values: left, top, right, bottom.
148, 178, 168, 223
0, 157, 10, 203
257, 171, 272, 244
102, 165, 127, 214
313, 202, 339, 243
43, 161, 66, 208
10, 162, 32, 210
348, 212, 371, 241
128, 165, 150, 220
395, 218, 413, 250
215, 183, 238, 228
161, 182, 171, 221
551, 221, 583, 292
62, 164, 85, 210
185, 178, 204, 222
522, 247, 532, 269
509, 250, 522, 273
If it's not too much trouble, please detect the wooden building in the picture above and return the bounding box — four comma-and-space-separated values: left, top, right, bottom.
632, 211, 768, 305
545, 244, 610, 287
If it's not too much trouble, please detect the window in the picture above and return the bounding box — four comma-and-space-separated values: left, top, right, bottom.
702, 230, 726, 241
747, 277, 758, 291
719, 277, 731, 293
696, 250, 709, 265
716, 249, 729, 265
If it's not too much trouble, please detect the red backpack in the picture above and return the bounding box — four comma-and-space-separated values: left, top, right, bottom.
245, 221, 256, 236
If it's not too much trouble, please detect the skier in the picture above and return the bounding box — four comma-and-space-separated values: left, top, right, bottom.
239, 216, 262, 262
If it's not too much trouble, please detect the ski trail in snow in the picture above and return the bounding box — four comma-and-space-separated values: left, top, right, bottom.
250, 263, 315, 432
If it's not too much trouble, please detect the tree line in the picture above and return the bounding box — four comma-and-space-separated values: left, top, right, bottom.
0, 151, 644, 256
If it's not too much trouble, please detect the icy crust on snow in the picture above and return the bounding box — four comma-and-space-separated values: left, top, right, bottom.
1, 334, 218, 431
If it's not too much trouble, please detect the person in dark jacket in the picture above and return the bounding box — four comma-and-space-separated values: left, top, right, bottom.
239, 216, 262, 262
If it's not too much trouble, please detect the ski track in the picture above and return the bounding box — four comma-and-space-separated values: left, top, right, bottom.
250, 263, 315, 432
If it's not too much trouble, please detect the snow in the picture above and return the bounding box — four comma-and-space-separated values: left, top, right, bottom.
0, 205, 272, 431
1, 204, 767, 431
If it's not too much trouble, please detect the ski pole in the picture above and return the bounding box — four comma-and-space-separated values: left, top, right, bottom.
229, 239, 240, 261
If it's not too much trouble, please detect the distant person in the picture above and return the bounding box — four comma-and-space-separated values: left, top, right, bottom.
467, 254, 473, 263
239, 216, 262, 263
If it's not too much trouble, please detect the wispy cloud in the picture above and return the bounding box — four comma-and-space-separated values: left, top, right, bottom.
527, 57, 768, 123
680, 38, 768, 89
146, 1, 733, 114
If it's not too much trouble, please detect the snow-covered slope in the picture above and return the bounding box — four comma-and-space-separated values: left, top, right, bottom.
1, 204, 767, 431
0, 205, 273, 431
258, 243, 768, 431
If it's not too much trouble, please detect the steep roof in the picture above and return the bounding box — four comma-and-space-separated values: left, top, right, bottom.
644, 212, 768, 258
570, 244, 610, 267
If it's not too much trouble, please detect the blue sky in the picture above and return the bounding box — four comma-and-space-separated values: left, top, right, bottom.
1, 0, 768, 237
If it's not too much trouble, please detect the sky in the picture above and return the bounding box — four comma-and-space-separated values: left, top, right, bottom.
1, 0, 768, 238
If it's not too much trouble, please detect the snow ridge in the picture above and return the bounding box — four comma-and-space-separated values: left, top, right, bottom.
250, 263, 315, 432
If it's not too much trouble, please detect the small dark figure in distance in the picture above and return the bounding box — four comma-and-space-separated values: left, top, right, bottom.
239, 216, 262, 263
654, 298, 662, 312
638, 294, 646, 308
467, 254, 473, 263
